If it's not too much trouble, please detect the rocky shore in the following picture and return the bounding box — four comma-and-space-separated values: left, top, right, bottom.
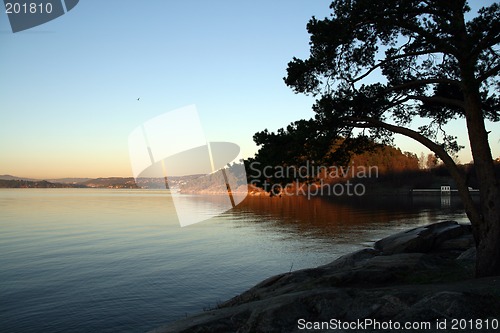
150, 221, 500, 333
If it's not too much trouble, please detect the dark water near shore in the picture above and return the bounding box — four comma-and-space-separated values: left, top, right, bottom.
0, 189, 469, 333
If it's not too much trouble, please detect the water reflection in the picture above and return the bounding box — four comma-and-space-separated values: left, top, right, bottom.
231, 195, 468, 242
0, 189, 471, 333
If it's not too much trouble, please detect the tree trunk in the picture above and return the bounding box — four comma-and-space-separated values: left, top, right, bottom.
452, 4, 500, 278
463, 85, 500, 277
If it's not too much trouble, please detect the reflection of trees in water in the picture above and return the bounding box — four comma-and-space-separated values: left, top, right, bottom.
233, 195, 467, 240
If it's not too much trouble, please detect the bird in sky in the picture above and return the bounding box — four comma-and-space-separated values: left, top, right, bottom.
137, 97, 140, 101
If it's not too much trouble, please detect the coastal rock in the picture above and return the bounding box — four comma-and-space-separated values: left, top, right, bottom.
374, 221, 470, 254
150, 222, 499, 333
320, 248, 380, 270
152, 279, 500, 333
439, 234, 475, 251
456, 247, 477, 262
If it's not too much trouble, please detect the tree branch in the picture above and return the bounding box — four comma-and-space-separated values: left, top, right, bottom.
398, 22, 459, 56
406, 95, 465, 109
348, 49, 442, 83
477, 62, 500, 82
342, 116, 481, 225
472, 26, 500, 58
384, 78, 463, 93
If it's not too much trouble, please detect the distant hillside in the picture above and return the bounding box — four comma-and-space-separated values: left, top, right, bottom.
179, 169, 247, 194
0, 175, 222, 189
0, 174, 37, 181
46, 178, 92, 184
0, 175, 92, 184
134, 175, 205, 189
81, 177, 139, 189
79, 176, 204, 189
0, 179, 87, 188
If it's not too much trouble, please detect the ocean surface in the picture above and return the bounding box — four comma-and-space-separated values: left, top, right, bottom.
0, 189, 469, 333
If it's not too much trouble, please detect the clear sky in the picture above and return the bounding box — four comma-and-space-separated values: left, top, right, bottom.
1, 0, 499, 179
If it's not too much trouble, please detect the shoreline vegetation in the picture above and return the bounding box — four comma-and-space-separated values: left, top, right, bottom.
150, 221, 500, 333
177, 162, 489, 197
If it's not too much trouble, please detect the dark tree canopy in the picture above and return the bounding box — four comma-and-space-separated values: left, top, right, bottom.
253, 0, 500, 277
284, 0, 499, 145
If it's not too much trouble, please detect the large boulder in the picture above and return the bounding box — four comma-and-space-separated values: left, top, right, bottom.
374, 221, 471, 254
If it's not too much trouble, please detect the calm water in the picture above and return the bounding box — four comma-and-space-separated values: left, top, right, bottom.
0, 189, 469, 333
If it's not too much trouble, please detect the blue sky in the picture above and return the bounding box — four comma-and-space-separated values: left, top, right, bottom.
1, 0, 499, 178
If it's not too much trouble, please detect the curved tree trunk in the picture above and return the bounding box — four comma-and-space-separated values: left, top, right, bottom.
346, 114, 500, 277
454, 4, 500, 278
463, 87, 500, 277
